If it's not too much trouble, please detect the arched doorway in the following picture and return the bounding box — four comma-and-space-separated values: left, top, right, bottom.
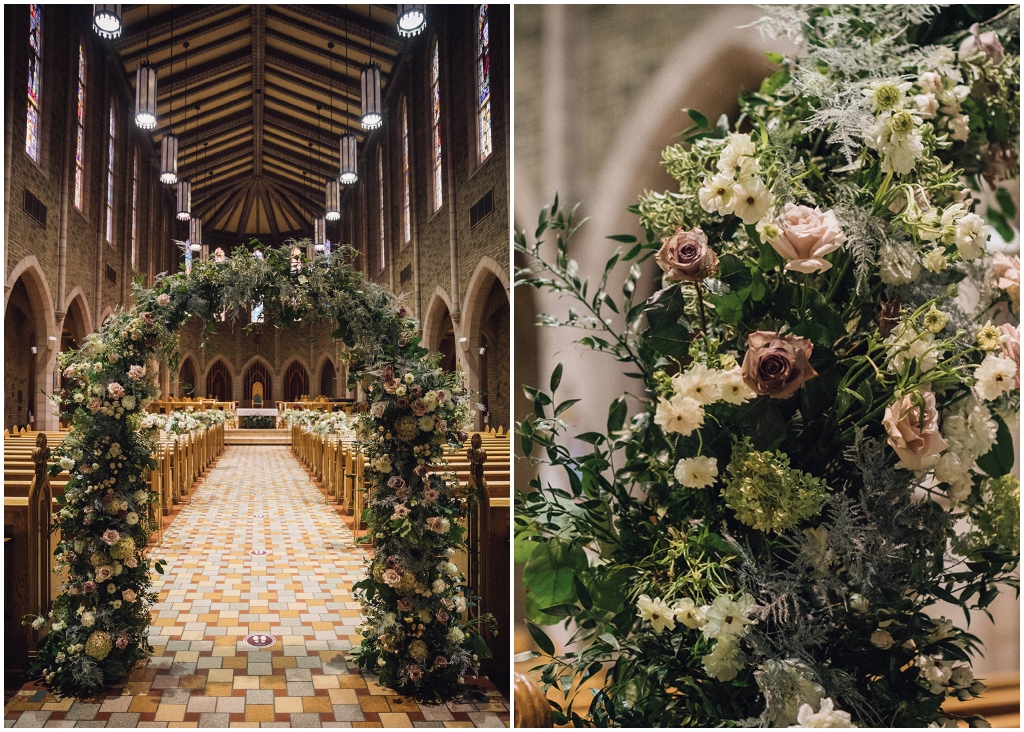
206, 359, 233, 403
243, 359, 273, 407
423, 291, 459, 374
319, 358, 337, 398
5, 280, 37, 429
178, 357, 198, 398
282, 360, 310, 401
479, 278, 510, 431
437, 310, 457, 372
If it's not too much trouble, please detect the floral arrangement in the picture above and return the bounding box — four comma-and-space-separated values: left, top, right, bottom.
281, 408, 356, 438
516, 6, 1019, 728
28, 311, 164, 697
351, 365, 496, 697
141, 408, 230, 435
28, 241, 490, 701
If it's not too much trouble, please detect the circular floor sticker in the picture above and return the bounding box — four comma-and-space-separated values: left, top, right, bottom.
252, 513, 265, 518
244, 634, 276, 648
249, 549, 269, 556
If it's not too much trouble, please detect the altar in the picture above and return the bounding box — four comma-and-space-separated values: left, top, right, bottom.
235, 407, 280, 427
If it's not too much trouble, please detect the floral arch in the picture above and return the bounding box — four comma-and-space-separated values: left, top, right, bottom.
30, 242, 489, 700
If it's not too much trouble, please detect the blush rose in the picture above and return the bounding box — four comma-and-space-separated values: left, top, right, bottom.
767, 203, 846, 274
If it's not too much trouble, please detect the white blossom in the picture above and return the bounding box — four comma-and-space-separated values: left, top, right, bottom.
674, 456, 718, 489
974, 354, 1017, 401
636, 594, 677, 634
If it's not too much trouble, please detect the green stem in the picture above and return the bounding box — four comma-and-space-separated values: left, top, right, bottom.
694, 281, 708, 344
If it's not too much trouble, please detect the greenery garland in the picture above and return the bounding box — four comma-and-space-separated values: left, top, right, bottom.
28, 242, 491, 700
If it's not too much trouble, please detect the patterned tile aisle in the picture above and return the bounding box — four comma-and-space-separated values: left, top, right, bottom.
5, 446, 509, 728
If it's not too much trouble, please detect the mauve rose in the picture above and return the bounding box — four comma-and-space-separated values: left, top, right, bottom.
101, 528, 121, 546
383, 378, 399, 393
397, 597, 414, 612
411, 400, 428, 416
414, 464, 430, 478
408, 666, 423, 681
960, 22, 1005, 64
434, 655, 448, 668
457, 431, 468, 443
388, 476, 407, 490
768, 203, 846, 274
397, 396, 410, 410
122, 589, 138, 603
741, 331, 818, 399
116, 635, 130, 649
82, 581, 96, 594
382, 365, 395, 379
140, 312, 154, 325
999, 324, 1020, 387
435, 419, 448, 433
992, 252, 1020, 306
435, 610, 449, 624
655, 227, 719, 282
435, 390, 447, 403
96, 565, 113, 582
882, 389, 948, 471
410, 385, 423, 398
423, 488, 440, 504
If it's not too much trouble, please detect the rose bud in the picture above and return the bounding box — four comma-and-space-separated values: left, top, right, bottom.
655, 227, 719, 282
741, 331, 818, 399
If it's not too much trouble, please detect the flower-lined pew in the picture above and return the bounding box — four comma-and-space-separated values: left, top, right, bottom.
141, 410, 228, 515
4, 430, 69, 676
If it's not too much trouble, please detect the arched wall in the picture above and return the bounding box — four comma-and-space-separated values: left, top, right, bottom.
460, 257, 510, 430
63, 288, 94, 343
5, 256, 59, 429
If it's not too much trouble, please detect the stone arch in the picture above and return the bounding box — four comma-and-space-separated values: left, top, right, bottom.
62, 288, 93, 346
4, 256, 58, 429
98, 307, 115, 327
240, 355, 274, 406
316, 354, 339, 399
422, 288, 459, 373
176, 353, 200, 398
204, 356, 234, 403
460, 258, 510, 431
281, 356, 311, 402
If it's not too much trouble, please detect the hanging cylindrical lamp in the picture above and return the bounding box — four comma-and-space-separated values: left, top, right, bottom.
176, 180, 191, 221
339, 133, 358, 184
160, 133, 178, 184
92, 4, 122, 38
396, 5, 426, 37
314, 217, 326, 253
135, 63, 158, 129
189, 217, 202, 251
360, 63, 382, 130
325, 180, 341, 221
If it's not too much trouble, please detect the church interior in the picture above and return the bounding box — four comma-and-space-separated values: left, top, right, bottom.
4, 4, 510, 726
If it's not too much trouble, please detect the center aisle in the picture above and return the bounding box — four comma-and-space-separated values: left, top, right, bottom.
6, 446, 508, 728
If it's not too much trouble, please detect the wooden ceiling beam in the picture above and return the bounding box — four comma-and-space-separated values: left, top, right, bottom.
263, 110, 349, 157
160, 48, 251, 95
193, 176, 250, 213
203, 184, 251, 232
157, 67, 251, 105
178, 141, 252, 177
251, 6, 267, 178
113, 6, 237, 52
264, 48, 362, 97
177, 115, 253, 155
266, 184, 313, 233
235, 186, 258, 240
284, 5, 404, 54
265, 9, 384, 66
262, 122, 336, 162
177, 127, 252, 163
192, 161, 251, 194
157, 82, 251, 125
261, 182, 280, 240
263, 137, 335, 179
263, 83, 362, 133
123, 25, 252, 70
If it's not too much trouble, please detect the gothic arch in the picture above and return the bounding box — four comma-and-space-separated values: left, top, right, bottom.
4, 255, 56, 342
280, 356, 311, 402
461, 256, 509, 352
98, 307, 115, 326
63, 287, 93, 343
316, 354, 339, 398
4, 256, 58, 428
422, 287, 455, 356
204, 357, 235, 403
241, 355, 274, 405
460, 258, 510, 431
176, 353, 200, 397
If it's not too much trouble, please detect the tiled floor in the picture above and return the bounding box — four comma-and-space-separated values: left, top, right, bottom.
5, 446, 509, 728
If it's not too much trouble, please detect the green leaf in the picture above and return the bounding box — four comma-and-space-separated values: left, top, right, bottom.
683, 109, 709, 129
554, 399, 581, 417
607, 397, 628, 433
996, 187, 1017, 218
643, 285, 692, 358
765, 51, 785, 64
526, 621, 556, 655
976, 414, 1014, 478
573, 573, 594, 610
550, 363, 564, 394
523, 540, 587, 625
513, 650, 542, 663
607, 234, 637, 243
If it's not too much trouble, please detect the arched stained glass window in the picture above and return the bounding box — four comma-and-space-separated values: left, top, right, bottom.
477, 4, 492, 161
378, 147, 386, 273
431, 39, 443, 212
105, 103, 115, 246
401, 99, 411, 245
131, 152, 138, 268
26, 4, 43, 161
74, 43, 86, 208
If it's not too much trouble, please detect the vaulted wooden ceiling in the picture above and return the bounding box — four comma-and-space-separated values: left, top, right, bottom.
113, 5, 405, 243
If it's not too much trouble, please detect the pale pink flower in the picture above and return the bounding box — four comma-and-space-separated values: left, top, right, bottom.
426, 516, 450, 534
116, 635, 130, 649
101, 529, 121, 546
422, 488, 440, 504
767, 203, 846, 274
383, 569, 402, 587
96, 565, 114, 582
128, 364, 146, 380
411, 400, 428, 416
992, 252, 1020, 306
87, 396, 102, 413
107, 382, 125, 399
998, 324, 1019, 388
882, 389, 948, 470
124, 555, 138, 568
408, 665, 423, 681
122, 589, 138, 603
82, 581, 96, 594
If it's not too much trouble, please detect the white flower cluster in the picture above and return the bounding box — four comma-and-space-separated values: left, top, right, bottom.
698, 133, 775, 225
935, 395, 998, 505
636, 592, 759, 682
863, 79, 925, 176
895, 187, 989, 263
654, 363, 755, 438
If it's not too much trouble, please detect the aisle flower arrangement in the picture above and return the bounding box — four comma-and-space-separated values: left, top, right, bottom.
351, 366, 496, 695
281, 408, 356, 438
516, 6, 1019, 727
28, 241, 489, 701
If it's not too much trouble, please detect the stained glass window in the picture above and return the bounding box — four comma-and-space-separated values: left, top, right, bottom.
431, 40, 443, 212
26, 4, 42, 161
401, 100, 411, 245
378, 148, 386, 273
105, 104, 115, 246
131, 153, 138, 268
477, 4, 492, 161
74, 43, 85, 208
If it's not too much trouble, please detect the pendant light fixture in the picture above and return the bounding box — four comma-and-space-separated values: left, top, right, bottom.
135, 6, 157, 128
176, 42, 191, 220
361, 7, 383, 129
160, 20, 179, 184
92, 4, 122, 38
190, 217, 202, 253
396, 4, 426, 37
339, 33, 358, 184
325, 49, 341, 221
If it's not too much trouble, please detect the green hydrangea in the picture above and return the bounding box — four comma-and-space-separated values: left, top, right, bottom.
972, 475, 1020, 551
109, 536, 136, 561
85, 631, 113, 660
723, 439, 828, 532
394, 416, 420, 442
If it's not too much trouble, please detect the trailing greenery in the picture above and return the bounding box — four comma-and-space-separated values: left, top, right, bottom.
29, 241, 489, 701
516, 6, 1019, 728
